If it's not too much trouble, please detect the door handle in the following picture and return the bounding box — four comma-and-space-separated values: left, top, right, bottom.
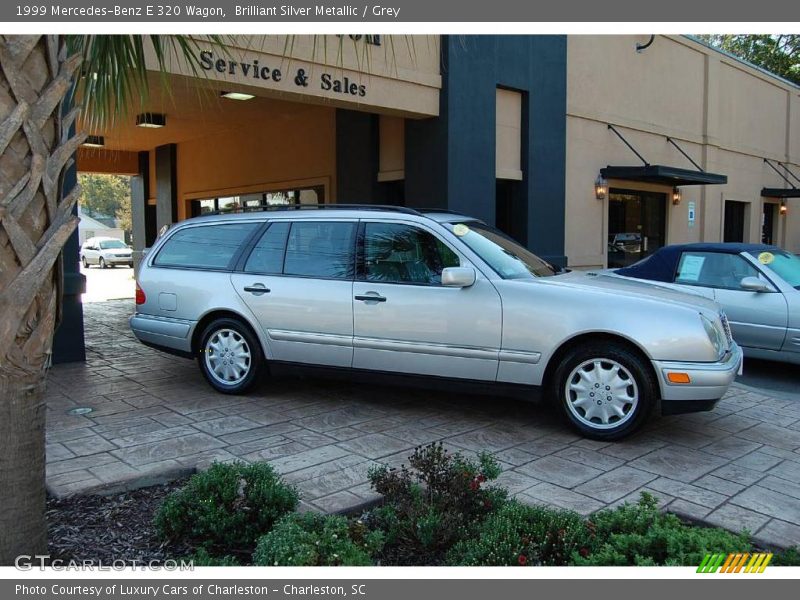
243, 284, 270, 295
355, 293, 386, 303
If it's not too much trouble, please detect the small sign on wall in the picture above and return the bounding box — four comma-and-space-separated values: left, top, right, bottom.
688, 201, 696, 228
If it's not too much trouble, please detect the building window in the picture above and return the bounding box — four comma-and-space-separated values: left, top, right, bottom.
378, 116, 405, 182
608, 189, 666, 268
723, 200, 748, 243
761, 202, 778, 245
190, 185, 325, 217
495, 88, 523, 181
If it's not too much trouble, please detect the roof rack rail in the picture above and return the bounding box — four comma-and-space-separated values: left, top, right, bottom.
415, 208, 466, 215
202, 203, 422, 217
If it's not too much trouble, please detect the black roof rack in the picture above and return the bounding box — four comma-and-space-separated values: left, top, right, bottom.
202, 203, 422, 217
415, 208, 467, 215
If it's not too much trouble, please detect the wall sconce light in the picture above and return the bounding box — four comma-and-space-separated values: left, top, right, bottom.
672, 187, 682, 206
81, 135, 105, 148
136, 113, 166, 128
780, 201, 788, 216
594, 175, 608, 200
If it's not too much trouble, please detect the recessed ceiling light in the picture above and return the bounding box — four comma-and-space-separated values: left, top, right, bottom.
221, 91, 255, 101
136, 113, 166, 128
82, 135, 105, 148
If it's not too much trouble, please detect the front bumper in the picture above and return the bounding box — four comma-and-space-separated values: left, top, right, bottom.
653, 343, 743, 409
105, 254, 133, 265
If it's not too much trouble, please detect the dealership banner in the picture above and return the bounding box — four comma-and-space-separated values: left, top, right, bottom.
4, 579, 799, 599
2, 0, 800, 22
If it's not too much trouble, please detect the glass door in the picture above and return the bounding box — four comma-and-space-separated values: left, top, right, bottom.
608, 189, 667, 268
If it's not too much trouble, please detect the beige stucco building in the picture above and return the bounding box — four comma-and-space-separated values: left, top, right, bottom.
566, 35, 800, 269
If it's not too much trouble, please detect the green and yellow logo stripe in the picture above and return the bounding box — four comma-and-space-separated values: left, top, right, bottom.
697, 553, 773, 573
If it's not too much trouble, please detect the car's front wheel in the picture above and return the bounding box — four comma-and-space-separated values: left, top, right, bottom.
81, 256, 89, 268
197, 318, 264, 394
550, 341, 656, 440
99, 257, 106, 269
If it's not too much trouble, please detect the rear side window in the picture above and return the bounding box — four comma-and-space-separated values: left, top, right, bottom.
244, 222, 290, 274
154, 223, 257, 269
283, 221, 356, 279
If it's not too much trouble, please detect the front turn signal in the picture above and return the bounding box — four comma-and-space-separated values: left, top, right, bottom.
667, 372, 691, 384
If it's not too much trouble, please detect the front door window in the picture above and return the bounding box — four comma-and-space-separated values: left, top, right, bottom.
608, 189, 667, 268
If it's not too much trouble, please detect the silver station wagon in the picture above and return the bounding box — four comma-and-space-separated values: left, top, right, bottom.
131, 205, 742, 440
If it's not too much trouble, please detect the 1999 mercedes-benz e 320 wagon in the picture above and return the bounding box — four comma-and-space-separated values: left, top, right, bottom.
131, 205, 742, 440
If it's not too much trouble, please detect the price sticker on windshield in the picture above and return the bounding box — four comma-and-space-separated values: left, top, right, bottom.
758, 252, 774, 265
453, 224, 470, 237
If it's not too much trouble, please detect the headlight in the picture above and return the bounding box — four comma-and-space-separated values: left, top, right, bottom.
700, 314, 725, 359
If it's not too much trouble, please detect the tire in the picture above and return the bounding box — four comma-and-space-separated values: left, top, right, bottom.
99, 257, 106, 269
82, 256, 89, 268
549, 341, 656, 441
197, 317, 264, 394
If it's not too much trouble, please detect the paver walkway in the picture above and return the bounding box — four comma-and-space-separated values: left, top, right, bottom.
45, 300, 800, 549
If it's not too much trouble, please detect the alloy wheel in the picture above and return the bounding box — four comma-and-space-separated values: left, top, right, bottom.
204, 328, 252, 386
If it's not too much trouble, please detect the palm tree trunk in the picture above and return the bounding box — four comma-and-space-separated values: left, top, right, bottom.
0, 35, 85, 564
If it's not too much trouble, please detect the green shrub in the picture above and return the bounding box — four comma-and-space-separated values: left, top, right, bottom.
573, 493, 752, 566
154, 461, 298, 557
447, 500, 590, 566
772, 547, 800, 566
365, 442, 507, 565
186, 548, 240, 566
253, 512, 384, 566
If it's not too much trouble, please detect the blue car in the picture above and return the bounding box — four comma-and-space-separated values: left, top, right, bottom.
613, 243, 800, 365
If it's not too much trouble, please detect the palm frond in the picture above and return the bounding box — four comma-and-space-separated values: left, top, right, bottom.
67, 35, 225, 131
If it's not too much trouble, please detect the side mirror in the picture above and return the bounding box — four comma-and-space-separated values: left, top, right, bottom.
442, 266, 476, 288
740, 276, 770, 293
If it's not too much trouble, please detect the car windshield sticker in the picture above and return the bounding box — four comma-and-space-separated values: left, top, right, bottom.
453, 224, 470, 237
758, 252, 774, 265
677, 254, 705, 282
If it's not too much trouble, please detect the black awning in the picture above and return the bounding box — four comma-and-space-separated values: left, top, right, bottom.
762, 187, 800, 198
601, 165, 728, 186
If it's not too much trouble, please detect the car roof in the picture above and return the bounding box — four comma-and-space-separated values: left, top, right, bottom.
614, 242, 780, 282
663, 242, 777, 254
186, 205, 479, 226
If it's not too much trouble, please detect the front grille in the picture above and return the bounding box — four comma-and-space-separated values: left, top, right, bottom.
720, 313, 733, 346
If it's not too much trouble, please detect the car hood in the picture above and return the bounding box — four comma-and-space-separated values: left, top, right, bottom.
543, 270, 722, 315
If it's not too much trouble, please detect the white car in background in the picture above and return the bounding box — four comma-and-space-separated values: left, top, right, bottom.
80, 236, 133, 268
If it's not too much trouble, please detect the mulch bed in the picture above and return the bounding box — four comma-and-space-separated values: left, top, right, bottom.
47, 480, 190, 565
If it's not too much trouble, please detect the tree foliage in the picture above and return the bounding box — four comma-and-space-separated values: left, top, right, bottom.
79, 173, 130, 225
698, 35, 800, 85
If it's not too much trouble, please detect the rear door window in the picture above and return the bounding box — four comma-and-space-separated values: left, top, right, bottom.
244, 221, 290, 274
154, 222, 258, 269
283, 221, 356, 279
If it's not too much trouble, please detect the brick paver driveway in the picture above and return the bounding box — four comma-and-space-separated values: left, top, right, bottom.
45, 301, 800, 549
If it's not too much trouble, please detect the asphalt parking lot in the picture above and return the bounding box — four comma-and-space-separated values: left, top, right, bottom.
44, 299, 800, 550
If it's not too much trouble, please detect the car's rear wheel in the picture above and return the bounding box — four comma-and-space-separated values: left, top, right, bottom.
550, 341, 656, 440
99, 257, 106, 269
197, 318, 263, 394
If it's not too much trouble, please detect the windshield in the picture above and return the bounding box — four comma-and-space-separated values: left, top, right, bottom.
99, 240, 128, 250
446, 221, 557, 279
750, 249, 800, 289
